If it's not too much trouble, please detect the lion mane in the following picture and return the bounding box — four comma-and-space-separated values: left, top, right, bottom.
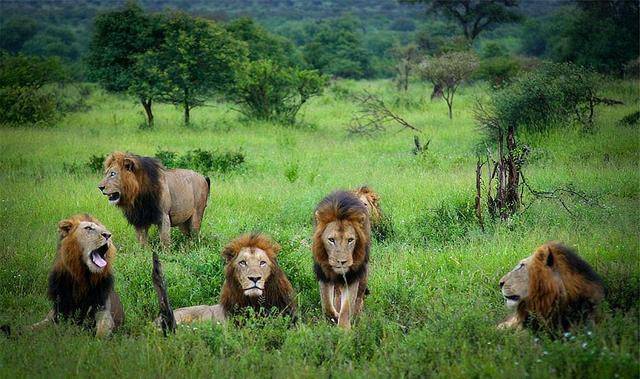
312, 191, 371, 285
103, 152, 164, 229
511, 242, 604, 331
220, 233, 296, 319
49, 214, 124, 330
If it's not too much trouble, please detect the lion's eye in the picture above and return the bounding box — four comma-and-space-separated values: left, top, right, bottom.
517, 263, 524, 270
328, 237, 335, 244
348, 238, 355, 243
110, 171, 116, 177
259, 261, 267, 267
238, 260, 247, 267
84, 226, 93, 231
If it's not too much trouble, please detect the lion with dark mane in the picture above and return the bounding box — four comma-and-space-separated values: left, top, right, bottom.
21, 214, 124, 337
166, 233, 296, 325
99, 151, 210, 246
312, 191, 371, 329
499, 242, 605, 332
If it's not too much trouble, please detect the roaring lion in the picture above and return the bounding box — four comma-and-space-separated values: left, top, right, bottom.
312, 191, 371, 329
498, 242, 605, 331
23, 214, 124, 337
98, 151, 210, 246
165, 233, 296, 325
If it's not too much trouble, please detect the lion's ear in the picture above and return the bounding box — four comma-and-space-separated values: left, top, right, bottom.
58, 219, 74, 238
123, 157, 136, 172
222, 246, 235, 262
546, 248, 554, 267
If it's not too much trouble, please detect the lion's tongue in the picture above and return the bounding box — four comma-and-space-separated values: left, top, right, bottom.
91, 252, 107, 268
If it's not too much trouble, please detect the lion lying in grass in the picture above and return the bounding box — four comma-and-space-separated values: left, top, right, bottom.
499, 242, 605, 332
98, 151, 210, 246
4, 214, 125, 337
161, 233, 296, 326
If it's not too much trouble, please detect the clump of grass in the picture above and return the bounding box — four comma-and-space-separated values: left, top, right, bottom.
284, 162, 299, 183
617, 111, 640, 127
414, 195, 477, 245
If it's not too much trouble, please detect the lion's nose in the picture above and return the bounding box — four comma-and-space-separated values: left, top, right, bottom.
338, 260, 348, 266
248, 276, 261, 284
102, 232, 111, 240
499, 280, 505, 288
98, 185, 105, 192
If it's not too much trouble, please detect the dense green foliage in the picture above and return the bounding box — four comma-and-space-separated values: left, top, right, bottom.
156, 148, 245, 174
0, 79, 637, 377
491, 63, 603, 131
0, 54, 68, 125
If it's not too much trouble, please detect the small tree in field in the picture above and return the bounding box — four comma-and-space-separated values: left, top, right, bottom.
87, 3, 164, 128
418, 51, 478, 119
156, 12, 246, 125
391, 43, 420, 92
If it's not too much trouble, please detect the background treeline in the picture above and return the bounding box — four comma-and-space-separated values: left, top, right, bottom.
1, 0, 638, 79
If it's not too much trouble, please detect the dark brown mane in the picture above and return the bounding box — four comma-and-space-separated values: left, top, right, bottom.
49, 214, 116, 327
104, 151, 164, 228
220, 233, 296, 319
312, 191, 371, 284
521, 242, 605, 331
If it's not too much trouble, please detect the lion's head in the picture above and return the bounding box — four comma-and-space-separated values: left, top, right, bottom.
313, 191, 371, 280
220, 233, 296, 317
352, 186, 382, 224
57, 214, 115, 277
499, 242, 605, 327
98, 151, 162, 208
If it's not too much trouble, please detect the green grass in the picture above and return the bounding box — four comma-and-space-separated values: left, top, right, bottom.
0, 79, 638, 378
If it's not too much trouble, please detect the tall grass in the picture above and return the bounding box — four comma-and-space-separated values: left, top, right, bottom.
0, 79, 638, 378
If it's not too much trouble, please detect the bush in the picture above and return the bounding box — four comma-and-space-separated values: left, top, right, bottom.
155, 148, 245, 174
414, 196, 476, 245
492, 62, 602, 131
87, 154, 106, 172
475, 56, 521, 86
228, 60, 326, 124
0, 86, 57, 125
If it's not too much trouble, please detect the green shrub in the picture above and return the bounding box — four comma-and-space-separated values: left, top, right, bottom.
492, 62, 602, 131
284, 163, 299, 183
617, 111, 640, 128
156, 148, 245, 174
475, 56, 521, 86
228, 60, 326, 124
87, 154, 106, 172
414, 196, 476, 245
0, 86, 57, 125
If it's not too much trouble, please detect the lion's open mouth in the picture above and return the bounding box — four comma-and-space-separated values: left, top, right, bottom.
105, 192, 120, 204
91, 244, 109, 269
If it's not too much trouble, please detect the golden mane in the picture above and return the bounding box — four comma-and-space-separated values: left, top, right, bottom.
312, 191, 371, 283
220, 233, 296, 318
520, 242, 604, 329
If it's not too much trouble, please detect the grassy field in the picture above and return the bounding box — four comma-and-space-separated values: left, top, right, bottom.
0, 79, 638, 378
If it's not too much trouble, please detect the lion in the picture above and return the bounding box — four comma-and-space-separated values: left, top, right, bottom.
351, 185, 392, 240
98, 151, 210, 246
164, 233, 296, 326
498, 242, 605, 332
312, 191, 371, 330
18, 214, 125, 337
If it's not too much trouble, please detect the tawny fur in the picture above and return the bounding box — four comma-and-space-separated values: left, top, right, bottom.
500, 242, 604, 332
100, 151, 210, 246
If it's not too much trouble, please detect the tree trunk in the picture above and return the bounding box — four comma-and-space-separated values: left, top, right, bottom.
141, 98, 153, 128
184, 102, 190, 125
431, 83, 443, 100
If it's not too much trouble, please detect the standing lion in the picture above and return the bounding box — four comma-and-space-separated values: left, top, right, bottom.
498, 242, 605, 332
98, 151, 210, 246
312, 191, 371, 330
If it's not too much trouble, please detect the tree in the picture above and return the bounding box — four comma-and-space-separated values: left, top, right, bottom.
0, 16, 38, 53
86, 2, 165, 127
418, 51, 478, 119
156, 12, 246, 125
404, 0, 520, 41
391, 43, 420, 92
302, 17, 373, 79
227, 59, 326, 124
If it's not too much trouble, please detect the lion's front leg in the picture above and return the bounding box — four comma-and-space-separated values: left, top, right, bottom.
159, 215, 171, 247
337, 281, 359, 330
136, 227, 149, 247
319, 281, 339, 322
95, 310, 114, 338
497, 313, 524, 330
